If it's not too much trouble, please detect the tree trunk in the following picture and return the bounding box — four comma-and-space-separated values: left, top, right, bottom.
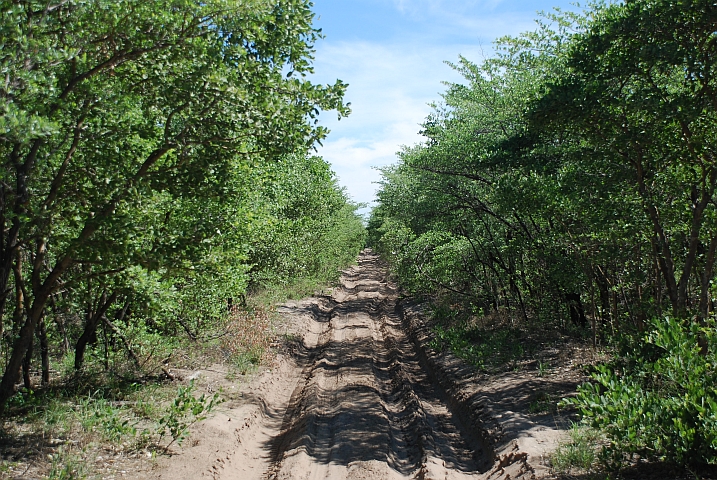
0, 222, 22, 329
103, 316, 142, 369
589, 278, 597, 349
22, 337, 33, 391
699, 234, 717, 322
50, 294, 70, 355
0, 140, 171, 413
566, 292, 587, 328
75, 291, 118, 370
12, 250, 24, 335
102, 313, 110, 371
37, 316, 50, 387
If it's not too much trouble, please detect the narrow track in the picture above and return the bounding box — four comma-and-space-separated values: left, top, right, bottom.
264, 251, 489, 479
151, 250, 493, 480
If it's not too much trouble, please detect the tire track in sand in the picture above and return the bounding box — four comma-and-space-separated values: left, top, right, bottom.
265, 251, 490, 480
150, 250, 492, 480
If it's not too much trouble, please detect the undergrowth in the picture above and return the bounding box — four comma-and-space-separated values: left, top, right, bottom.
430, 323, 528, 371
0, 272, 345, 479
425, 303, 588, 373
565, 317, 717, 469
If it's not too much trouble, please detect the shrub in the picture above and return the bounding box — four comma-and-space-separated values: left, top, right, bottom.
566, 317, 717, 467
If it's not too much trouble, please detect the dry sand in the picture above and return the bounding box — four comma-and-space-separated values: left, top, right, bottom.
145, 250, 577, 480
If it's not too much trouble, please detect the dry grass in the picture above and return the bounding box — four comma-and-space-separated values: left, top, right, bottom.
220, 305, 275, 374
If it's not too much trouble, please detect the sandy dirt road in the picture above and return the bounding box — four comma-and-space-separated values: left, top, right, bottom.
150, 251, 565, 480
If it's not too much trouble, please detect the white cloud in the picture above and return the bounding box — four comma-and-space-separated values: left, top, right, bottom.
319, 137, 398, 209
308, 3, 566, 208
312, 39, 489, 205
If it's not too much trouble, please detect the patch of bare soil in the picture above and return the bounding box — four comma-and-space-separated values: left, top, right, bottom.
142, 250, 582, 480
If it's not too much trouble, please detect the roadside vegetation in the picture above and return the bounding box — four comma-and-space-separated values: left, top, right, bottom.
0, 0, 364, 477
368, 0, 717, 475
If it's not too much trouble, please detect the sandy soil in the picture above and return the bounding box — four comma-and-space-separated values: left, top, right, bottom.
144, 250, 578, 480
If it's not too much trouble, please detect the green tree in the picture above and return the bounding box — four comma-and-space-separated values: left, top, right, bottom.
0, 0, 348, 411
531, 0, 717, 319
370, 10, 590, 324
370, 0, 717, 467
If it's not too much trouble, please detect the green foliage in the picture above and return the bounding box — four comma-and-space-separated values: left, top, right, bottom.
566, 318, 717, 467
80, 397, 137, 442
23, 379, 222, 454
528, 391, 556, 414
249, 154, 366, 287
6, 388, 40, 411
430, 322, 526, 371
369, 0, 717, 469
368, 9, 592, 326
48, 447, 86, 480
370, 0, 717, 329
0, 0, 365, 413
157, 380, 221, 448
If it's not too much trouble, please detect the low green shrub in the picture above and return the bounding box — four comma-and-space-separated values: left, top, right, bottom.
565, 317, 717, 467
157, 380, 221, 448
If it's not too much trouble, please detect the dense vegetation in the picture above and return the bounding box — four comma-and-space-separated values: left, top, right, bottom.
369, 0, 717, 469
0, 0, 365, 416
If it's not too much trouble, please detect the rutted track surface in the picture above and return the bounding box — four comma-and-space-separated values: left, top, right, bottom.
264, 251, 489, 479
153, 251, 553, 480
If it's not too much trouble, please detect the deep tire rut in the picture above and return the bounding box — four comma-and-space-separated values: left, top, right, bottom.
265, 251, 490, 480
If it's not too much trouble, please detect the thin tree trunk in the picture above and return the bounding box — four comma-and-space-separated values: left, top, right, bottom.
611, 287, 618, 334
0, 219, 22, 327
50, 295, 70, 355
22, 336, 33, 391
75, 291, 118, 370
12, 250, 25, 335
676, 176, 716, 312
699, 234, 717, 322
37, 316, 49, 386
177, 317, 197, 341
590, 285, 597, 349
595, 266, 610, 325
652, 237, 663, 318
635, 155, 680, 309
103, 317, 141, 369
0, 142, 171, 415
102, 313, 110, 371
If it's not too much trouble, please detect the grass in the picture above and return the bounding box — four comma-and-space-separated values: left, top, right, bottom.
425, 299, 600, 377
220, 302, 274, 376
48, 447, 86, 480
551, 424, 602, 474
1, 379, 218, 477
248, 274, 340, 307
528, 391, 558, 414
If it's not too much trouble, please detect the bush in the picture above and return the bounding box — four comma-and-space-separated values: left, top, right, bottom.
566, 317, 717, 467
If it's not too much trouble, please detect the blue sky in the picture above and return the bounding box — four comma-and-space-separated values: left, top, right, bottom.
309, 1, 583, 210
